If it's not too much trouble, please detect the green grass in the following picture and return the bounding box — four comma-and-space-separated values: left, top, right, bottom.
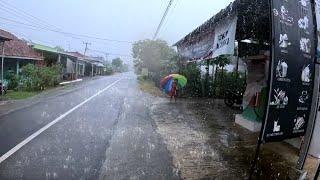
138, 78, 164, 97
2, 84, 74, 100
4, 90, 39, 100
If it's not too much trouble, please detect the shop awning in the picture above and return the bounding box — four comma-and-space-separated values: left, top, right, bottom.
174, 0, 270, 60
95, 62, 105, 67
32, 43, 79, 59
0, 36, 11, 42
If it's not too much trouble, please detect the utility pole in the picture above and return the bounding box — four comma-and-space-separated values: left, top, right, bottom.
105, 53, 109, 62
153, 0, 174, 40
83, 42, 93, 77
83, 42, 91, 56
1, 42, 4, 96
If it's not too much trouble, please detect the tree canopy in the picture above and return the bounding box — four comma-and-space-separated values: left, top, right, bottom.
132, 39, 176, 73
111, 57, 129, 73
112, 58, 123, 68
213, 55, 231, 68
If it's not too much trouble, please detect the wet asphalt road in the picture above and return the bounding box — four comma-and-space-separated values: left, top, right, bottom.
0, 72, 178, 180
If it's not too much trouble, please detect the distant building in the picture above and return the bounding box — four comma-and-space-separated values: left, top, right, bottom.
66, 52, 91, 77
31, 43, 81, 80
88, 56, 105, 76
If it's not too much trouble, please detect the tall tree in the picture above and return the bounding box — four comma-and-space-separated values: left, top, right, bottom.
213, 55, 231, 95
54, 46, 64, 52
112, 58, 123, 72
132, 39, 176, 73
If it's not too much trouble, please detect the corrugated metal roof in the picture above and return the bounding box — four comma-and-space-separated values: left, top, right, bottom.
31, 44, 82, 60
32, 43, 59, 54
174, 0, 270, 46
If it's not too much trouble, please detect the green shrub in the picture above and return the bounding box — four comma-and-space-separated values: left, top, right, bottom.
213, 70, 246, 97
4, 70, 19, 90
180, 63, 202, 97
19, 64, 62, 91
105, 64, 113, 75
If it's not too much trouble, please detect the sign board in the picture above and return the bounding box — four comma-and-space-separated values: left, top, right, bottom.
212, 16, 237, 58
262, 0, 316, 142
141, 68, 149, 77
177, 33, 215, 60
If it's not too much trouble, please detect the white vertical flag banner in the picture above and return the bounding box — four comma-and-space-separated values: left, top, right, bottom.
212, 16, 238, 58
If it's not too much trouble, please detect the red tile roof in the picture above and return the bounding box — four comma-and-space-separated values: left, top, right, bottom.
0, 29, 43, 60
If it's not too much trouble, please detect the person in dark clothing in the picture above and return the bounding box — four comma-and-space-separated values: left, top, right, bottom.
170, 80, 178, 102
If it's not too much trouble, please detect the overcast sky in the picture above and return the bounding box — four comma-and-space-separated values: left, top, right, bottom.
0, 0, 233, 63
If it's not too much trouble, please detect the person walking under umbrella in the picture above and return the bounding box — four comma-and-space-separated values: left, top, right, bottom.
170, 80, 178, 102
160, 74, 187, 102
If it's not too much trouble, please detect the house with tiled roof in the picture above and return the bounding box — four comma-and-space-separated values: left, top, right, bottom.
87, 56, 105, 76
65, 51, 89, 77
31, 43, 99, 80
67, 52, 105, 77
0, 29, 43, 76
31, 43, 78, 80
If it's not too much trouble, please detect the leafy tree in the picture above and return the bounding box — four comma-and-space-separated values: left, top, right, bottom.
213, 55, 231, 68
160, 54, 181, 75
54, 46, 64, 52
213, 55, 231, 94
121, 64, 129, 72
132, 39, 176, 74
112, 58, 123, 72
112, 58, 123, 67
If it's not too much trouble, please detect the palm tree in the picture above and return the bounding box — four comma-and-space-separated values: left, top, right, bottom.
213, 55, 231, 96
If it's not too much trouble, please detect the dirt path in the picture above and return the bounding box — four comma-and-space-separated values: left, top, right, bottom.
149, 98, 306, 179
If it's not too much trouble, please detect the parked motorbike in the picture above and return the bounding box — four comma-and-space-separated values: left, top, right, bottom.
0, 82, 7, 95
224, 88, 244, 108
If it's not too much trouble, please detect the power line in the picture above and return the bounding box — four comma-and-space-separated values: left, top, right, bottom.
88, 48, 131, 57
0, 1, 133, 44
10, 30, 53, 45
0, 20, 112, 48
162, 0, 179, 33
0, 2, 94, 42
0, 0, 61, 31
0, 19, 129, 56
153, 0, 174, 40
0, 16, 133, 44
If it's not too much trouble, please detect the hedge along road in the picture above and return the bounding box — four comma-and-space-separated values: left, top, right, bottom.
0, 72, 178, 180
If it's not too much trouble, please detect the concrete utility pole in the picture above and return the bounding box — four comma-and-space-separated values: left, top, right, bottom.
105, 53, 109, 62
83, 42, 91, 56
1, 42, 4, 96
83, 42, 93, 77
153, 0, 174, 40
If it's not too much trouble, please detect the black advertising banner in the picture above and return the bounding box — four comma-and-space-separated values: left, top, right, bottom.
262, 0, 316, 142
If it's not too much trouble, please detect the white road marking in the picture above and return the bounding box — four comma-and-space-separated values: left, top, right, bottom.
0, 78, 122, 164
